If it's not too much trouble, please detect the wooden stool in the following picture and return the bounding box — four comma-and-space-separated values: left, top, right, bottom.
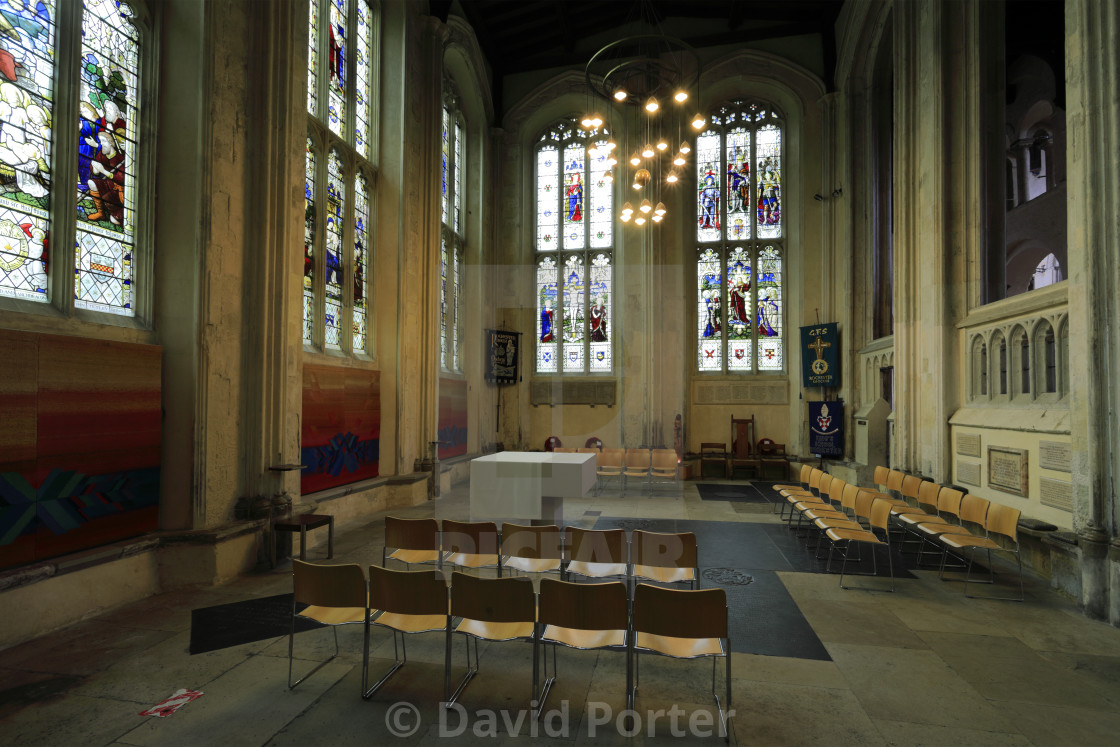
273, 514, 334, 565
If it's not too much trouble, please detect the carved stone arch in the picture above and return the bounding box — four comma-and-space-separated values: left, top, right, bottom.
990, 328, 1008, 396
835, 0, 893, 91
444, 15, 495, 126
971, 333, 989, 400
700, 49, 826, 124
503, 69, 591, 135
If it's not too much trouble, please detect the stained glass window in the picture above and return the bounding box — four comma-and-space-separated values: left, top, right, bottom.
534, 118, 613, 374
353, 171, 368, 351
304, 139, 316, 343
453, 247, 462, 371
441, 107, 449, 226
695, 102, 785, 373
439, 88, 465, 373
440, 236, 448, 369
305, 0, 378, 356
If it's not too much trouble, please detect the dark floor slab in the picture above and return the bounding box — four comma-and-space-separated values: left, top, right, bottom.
695, 482, 773, 503
189, 593, 323, 655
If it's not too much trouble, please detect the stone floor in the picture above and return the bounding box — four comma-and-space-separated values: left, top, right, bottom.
3, 479, 1120, 745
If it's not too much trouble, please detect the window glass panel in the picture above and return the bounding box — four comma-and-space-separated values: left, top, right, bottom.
756, 123, 782, 239
303, 139, 316, 343
324, 149, 344, 349
536, 145, 558, 250
589, 252, 611, 371
589, 140, 612, 248
562, 143, 584, 250
536, 255, 557, 373
454, 119, 463, 235
0, 0, 55, 304
440, 236, 448, 369
696, 131, 721, 242
354, 0, 371, 159
562, 253, 585, 372
75, 0, 140, 316
352, 171, 368, 351
441, 107, 449, 226
327, 0, 347, 138
727, 246, 752, 370
698, 247, 722, 370
307, 0, 319, 116
756, 245, 783, 368
726, 128, 751, 240
453, 247, 462, 371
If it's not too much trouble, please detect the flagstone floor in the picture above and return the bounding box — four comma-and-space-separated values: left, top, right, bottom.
3, 479, 1120, 745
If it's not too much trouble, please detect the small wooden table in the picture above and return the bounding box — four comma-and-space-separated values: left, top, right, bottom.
273, 514, 334, 565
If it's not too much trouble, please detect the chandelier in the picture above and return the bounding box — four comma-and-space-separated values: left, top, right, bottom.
581, 27, 703, 227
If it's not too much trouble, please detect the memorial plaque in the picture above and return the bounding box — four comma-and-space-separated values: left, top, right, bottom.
988, 446, 1028, 496
957, 460, 981, 487
1039, 440, 1072, 473
1040, 477, 1073, 512
957, 433, 981, 458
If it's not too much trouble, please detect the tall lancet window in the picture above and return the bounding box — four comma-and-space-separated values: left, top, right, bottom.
440, 88, 465, 373
0, 1, 154, 319
695, 101, 785, 372
304, 0, 378, 354
534, 117, 613, 374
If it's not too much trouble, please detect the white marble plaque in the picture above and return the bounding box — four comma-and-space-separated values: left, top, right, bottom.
1040, 477, 1073, 512
957, 460, 981, 487
988, 447, 1028, 496
957, 433, 981, 458
1039, 441, 1072, 473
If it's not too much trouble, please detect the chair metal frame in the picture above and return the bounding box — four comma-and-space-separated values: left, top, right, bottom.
939, 502, 1024, 601
564, 526, 629, 582
825, 497, 896, 592
382, 516, 442, 570
441, 519, 502, 576
630, 529, 699, 592
500, 523, 564, 577
623, 448, 653, 495
288, 560, 369, 691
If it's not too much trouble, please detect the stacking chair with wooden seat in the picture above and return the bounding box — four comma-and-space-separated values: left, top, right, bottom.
553, 447, 576, 453
576, 447, 598, 454
650, 449, 680, 490
699, 442, 728, 480
501, 523, 563, 576
623, 448, 652, 494
773, 464, 814, 515
445, 572, 538, 707
595, 448, 625, 494
939, 502, 1023, 600
631, 530, 699, 590
916, 493, 988, 567
873, 465, 890, 491
382, 516, 441, 570
289, 560, 369, 691
824, 497, 896, 592
885, 468, 906, 498
793, 476, 849, 532
537, 579, 631, 717
441, 519, 501, 576
564, 526, 628, 582
631, 584, 733, 741
896, 483, 955, 551
785, 472, 834, 525
363, 565, 449, 698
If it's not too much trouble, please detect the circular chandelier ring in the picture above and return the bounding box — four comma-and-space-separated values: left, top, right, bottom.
584, 34, 702, 104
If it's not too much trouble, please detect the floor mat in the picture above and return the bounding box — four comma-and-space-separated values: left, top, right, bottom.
189, 594, 323, 655
695, 482, 775, 503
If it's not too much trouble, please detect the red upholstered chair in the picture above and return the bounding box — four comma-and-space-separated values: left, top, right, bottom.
585, 436, 604, 451
545, 436, 562, 452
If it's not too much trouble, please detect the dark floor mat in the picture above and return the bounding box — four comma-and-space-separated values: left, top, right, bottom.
189, 594, 323, 655
695, 482, 774, 503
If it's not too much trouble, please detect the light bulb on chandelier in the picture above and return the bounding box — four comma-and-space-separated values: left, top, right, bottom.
672, 152, 686, 167
679, 141, 691, 155
634, 215, 647, 226
666, 171, 679, 184
691, 112, 706, 130
641, 143, 655, 159
639, 198, 652, 214
629, 151, 642, 167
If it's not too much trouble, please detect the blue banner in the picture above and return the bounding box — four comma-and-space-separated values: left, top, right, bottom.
809, 401, 844, 457
801, 323, 840, 387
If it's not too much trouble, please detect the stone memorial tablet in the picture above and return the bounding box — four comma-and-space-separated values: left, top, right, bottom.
988, 446, 1028, 496
1040, 477, 1073, 511
957, 460, 981, 487
957, 433, 981, 458
1039, 440, 1072, 473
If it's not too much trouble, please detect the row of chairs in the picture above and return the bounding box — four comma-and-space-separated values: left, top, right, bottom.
385, 516, 700, 589
591, 448, 680, 493
773, 465, 1024, 599
289, 561, 732, 739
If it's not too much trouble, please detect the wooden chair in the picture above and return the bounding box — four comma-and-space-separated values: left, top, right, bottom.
873, 465, 891, 492
537, 579, 631, 717
553, 447, 576, 453
576, 447, 598, 453
699, 442, 728, 480
895, 481, 947, 548
501, 523, 563, 576
441, 519, 501, 575
383, 516, 441, 570
650, 449, 679, 489
729, 416, 760, 478
564, 526, 628, 582
631, 584, 732, 741
445, 572, 538, 707
623, 448, 652, 493
595, 448, 625, 493
363, 565, 449, 698
544, 436, 562, 452
757, 438, 788, 479
940, 502, 1023, 600
631, 530, 699, 590
825, 497, 896, 592
289, 560, 368, 690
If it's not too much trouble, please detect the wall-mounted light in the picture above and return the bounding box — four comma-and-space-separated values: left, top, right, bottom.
813, 193, 824, 202
832, 188, 843, 198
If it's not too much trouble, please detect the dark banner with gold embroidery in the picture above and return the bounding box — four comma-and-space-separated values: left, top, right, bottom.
800, 323, 839, 387
486, 330, 519, 385
809, 401, 844, 457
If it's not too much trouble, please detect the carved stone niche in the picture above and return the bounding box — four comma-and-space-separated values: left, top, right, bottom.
530, 379, 617, 407
692, 379, 789, 405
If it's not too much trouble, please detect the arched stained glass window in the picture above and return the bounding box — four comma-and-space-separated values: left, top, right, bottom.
0, 0, 152, 319
305, 0, 377, 356
440, 90, 465, 374
534, 117, 613, 375
695, 101, 785, 373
